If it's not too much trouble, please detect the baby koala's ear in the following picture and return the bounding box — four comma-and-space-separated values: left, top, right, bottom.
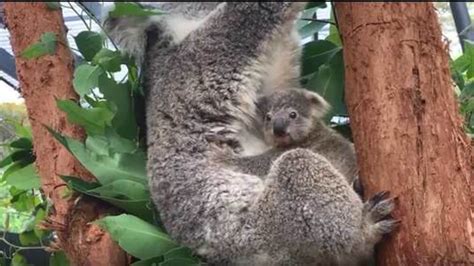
303, 90, 331, 118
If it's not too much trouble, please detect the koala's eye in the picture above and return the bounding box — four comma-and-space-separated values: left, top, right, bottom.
289, 112, 297, 119
265, 113, 272, 121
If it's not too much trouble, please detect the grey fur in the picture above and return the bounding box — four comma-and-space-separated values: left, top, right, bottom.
102, 2, 222, 66
215, 88, 359, 187
104, 2, 398, 265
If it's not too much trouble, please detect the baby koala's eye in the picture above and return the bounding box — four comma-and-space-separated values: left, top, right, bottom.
265, 113, 272, 121
289, 112, 297, 119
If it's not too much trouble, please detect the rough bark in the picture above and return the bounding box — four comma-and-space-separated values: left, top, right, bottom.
334, 3, 473, 265
4, 3, 128, 265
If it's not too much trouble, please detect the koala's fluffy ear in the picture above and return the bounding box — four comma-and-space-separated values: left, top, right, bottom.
303, 90, 331, 118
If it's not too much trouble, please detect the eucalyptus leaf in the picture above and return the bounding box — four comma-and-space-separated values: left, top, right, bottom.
98, 76, 138, 140
5, 164, 41, 190
45, 2, 61, 10
49, 251, 70, 266
159, 259, 200, 266
298, 21, 327, 39
85, 128, 138, 155
1, 162, 27, 182
4, 119, 32, 139
301, 40, 340, 77
74, 31, 104, 61
88, 179, 149, 200
305, 1, 327, 9
163, 247, 198, 262
93, 48, 123, 72
95, 214, 178, 260
109, 2, 166, 18
33, 208, 48, 239
306, 50, 347, 121
19, 230, 40, 246
11, 253, 28, 266
0, 153, 13, 168
10, 149, 35, 166
60, 135, 147, 184
325, 11, 342, 46
73, 64, 104, 97
11, 192, 38, 212
60, 176, 153, 222
57, 99, 115, 136
131, 257, 164, 266
21, 32, 57, 59
9, 137, 33, 150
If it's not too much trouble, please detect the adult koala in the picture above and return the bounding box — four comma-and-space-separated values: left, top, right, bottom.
104, 2, 397, 265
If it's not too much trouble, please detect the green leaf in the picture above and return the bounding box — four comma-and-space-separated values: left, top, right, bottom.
453, 41, 474, 78
61, 175, 100, 190
45, 2, 61, 10
298, 21, 327, 39
301, 40, 340, 77
60, 176, 153, 222
305, 50, 347, 121
163, 247, 198, 262
4, 119, 32, 139
109, 2, 166, 18
9, 137, 33, 150
50, 131, 147, 184
21, 32, 57, 59
34, 208, 47, 239
1, 162, 25, 182
98, 76, 138, 140
5, 164, 41, 190
88, 179, 149, 200
460, 82, 474, 100
131, 257, 164, 266
325, 11, 342, 46
10, 149, 35, 166
86, 128, 138, 155
305, 1, 327, 9
11, 253, 28, 266
73, 64, 105, 97
74, 31, 104, 61
10, 192, 38, 212
159, 259, 199, 266
96, 214, 178, 260
93, 48, 123, 72
49, 251, 70, 266
19, 230, 40, 246
57, 99, 115, 136
0, 154, 13, 168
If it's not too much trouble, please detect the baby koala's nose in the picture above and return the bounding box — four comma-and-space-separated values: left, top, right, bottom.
273, 118, 287, 137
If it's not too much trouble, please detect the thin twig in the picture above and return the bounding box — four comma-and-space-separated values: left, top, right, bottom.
0, 238, 47, 251
67, 2, 91, 32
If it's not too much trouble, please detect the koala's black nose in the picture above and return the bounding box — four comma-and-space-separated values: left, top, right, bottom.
273, 118, 287, 137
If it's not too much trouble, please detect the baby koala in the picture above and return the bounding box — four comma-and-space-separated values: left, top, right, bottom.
213, 87, 362, 195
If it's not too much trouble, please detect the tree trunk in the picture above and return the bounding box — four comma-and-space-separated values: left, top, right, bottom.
334, 3, 473, 265
4, 3, 128, 265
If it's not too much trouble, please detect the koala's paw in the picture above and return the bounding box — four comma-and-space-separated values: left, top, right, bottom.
363, 191, 400, 235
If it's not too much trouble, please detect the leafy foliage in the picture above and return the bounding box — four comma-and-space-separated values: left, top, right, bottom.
451, 40, 474, 136
0, 121, 54, 265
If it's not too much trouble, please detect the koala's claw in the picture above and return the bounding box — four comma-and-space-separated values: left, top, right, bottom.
375, 219, 401, 235
364, 191, 395, 222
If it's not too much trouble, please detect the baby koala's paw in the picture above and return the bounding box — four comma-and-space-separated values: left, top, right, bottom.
363, 191, 400, 240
